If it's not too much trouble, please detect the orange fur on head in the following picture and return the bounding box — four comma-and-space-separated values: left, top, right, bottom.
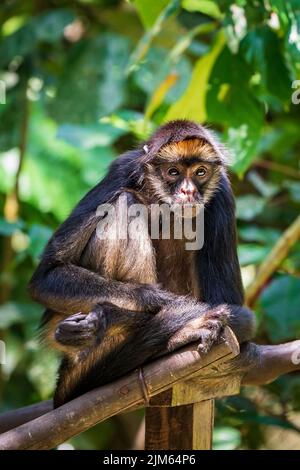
157, 138, 219, 163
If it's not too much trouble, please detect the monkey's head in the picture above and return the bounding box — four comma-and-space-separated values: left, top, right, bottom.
141, 120, 227, 209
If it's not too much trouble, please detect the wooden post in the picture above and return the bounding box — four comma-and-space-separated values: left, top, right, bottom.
145, 328, 241, 451
145, 400, 214, 450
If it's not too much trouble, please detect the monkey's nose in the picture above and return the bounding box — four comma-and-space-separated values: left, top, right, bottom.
180, 186, 197, 201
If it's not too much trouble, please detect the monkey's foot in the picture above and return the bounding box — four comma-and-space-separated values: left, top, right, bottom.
55, 310, 105, 347
167, 305, 229, 354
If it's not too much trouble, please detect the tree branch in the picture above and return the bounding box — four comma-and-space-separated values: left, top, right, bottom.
0, 332, 300, 450
0, 328, 238, 450
245, 215, 300, 306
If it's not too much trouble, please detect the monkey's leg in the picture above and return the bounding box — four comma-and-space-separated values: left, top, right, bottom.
53, 301, 232, 406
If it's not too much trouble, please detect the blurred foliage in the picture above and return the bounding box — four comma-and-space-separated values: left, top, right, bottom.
0, 0, 299, 450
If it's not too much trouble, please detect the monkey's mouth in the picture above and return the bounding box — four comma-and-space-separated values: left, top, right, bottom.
172, 195, 203, 206
169, 200, 203, 218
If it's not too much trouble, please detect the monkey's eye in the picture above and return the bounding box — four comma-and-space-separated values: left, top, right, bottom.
168, 167, 180, 177
195, 167, 206, 177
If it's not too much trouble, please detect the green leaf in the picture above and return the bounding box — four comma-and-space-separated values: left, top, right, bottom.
240, 26, 292, 103
1, 331, 24, 378
182, 0, 223, 19
165, 31, 226, 122
0, 10, 75, 67
48, 33, 130, 124
0, 302, 41, 329
27, 225, 53, 261
260, 275, 300, 342
57, 123, 126, 150
207, 47, 264, 176
238, 244, 270, 266
0, 219, 24, 236
133, 0, 170, 28
27, 347, 58, 399
213, 426, 241, 450
127, 0, 181, 74
133, 47, 192, 106
81, 147, 117, 186
239, 226, 281, 244
34, 10, 75, 43
236, 195, 266, 221
0, 84, 27, 152
283, 180, 300, 203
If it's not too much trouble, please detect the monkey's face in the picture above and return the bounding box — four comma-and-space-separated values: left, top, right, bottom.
144, 139, 222, 209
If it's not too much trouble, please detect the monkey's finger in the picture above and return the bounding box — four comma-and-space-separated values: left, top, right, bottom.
61, 313, 86, 323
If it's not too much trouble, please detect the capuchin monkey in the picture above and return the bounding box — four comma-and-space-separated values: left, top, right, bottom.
28, 120, 255, 407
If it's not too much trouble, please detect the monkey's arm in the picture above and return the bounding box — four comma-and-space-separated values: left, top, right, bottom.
28, 200, 177, 316
29, 261, 177, 315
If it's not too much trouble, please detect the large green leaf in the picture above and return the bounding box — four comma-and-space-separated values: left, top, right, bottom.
48, 33, 130, 124
0, 10, 75, 67
182, 0, 223, 19
133, 0, 170, 28
133, 47, 192, 105
260, 275, 300, 342
17, 104, 116, 221
127, 0, 181, 73
207, 47, 264, 176
269, 0, 300, 76
165, 31, 225, 122
240, 26, 292, 103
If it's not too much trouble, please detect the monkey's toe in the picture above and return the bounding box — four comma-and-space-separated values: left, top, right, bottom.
197, 314, 228, 354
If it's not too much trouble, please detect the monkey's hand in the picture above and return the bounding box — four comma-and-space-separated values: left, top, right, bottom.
166, 305, 230, 354
55, 310, 106, 348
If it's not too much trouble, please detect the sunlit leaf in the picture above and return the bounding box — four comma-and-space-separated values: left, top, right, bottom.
133, 0, 170, 28
145, 73, 178, 119
165, 31, 225, 122
182, 0, 223, 19
127, 0, 181, 74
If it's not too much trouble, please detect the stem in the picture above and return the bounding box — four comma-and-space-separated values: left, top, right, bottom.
245, 215, 300, 306
255, 160, 300, 180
